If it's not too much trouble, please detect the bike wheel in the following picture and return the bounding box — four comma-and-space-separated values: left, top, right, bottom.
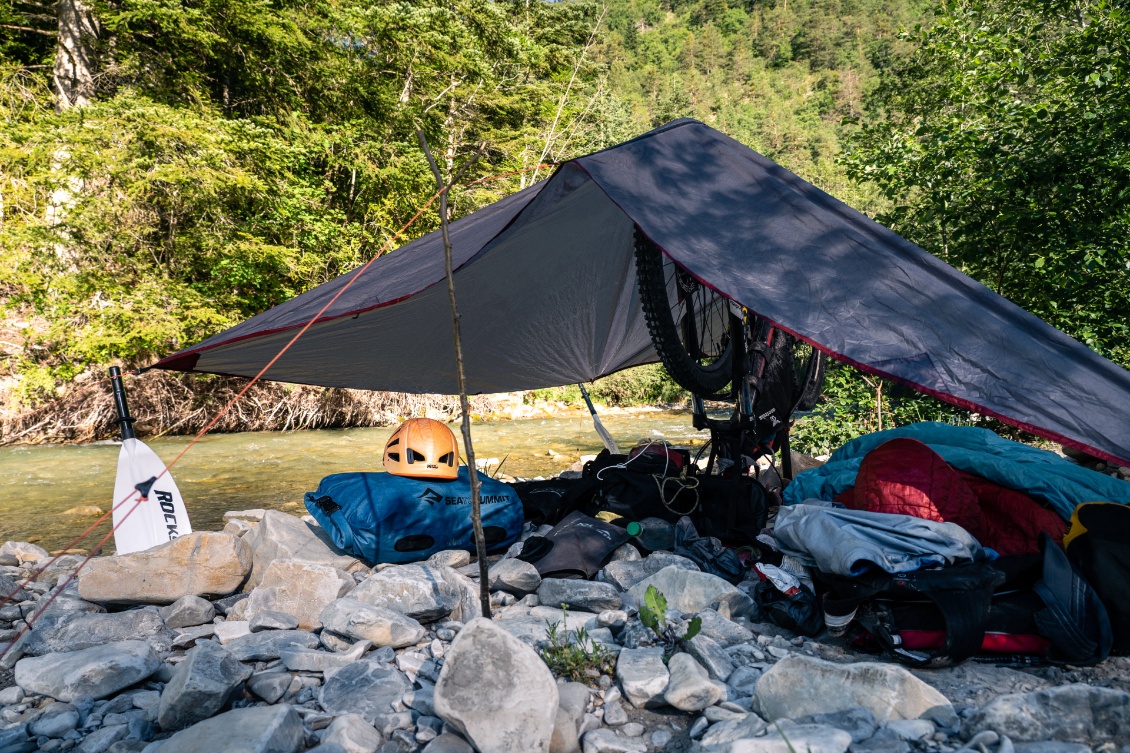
788, 335, 827, 412
635, 228, 734, 396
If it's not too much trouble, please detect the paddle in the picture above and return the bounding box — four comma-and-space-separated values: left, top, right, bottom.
578, 383, 620, 454
110, 367, 191, 554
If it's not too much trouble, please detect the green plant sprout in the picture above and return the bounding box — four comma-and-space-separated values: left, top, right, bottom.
638, 585, 701, 658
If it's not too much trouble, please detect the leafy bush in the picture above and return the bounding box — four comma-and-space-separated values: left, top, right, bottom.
540, 611, 616, 683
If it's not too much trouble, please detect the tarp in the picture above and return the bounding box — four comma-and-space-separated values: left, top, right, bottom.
154, 119, 1130, 466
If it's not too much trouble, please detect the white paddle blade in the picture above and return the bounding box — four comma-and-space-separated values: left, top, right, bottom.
592, 416, 620, 455
112, 438, 191, 555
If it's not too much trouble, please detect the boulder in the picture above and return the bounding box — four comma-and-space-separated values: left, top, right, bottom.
22, 607, 174, 656
319, 659, 411, 724
602, 552, 698, 592
664, 652, 725, 711
966, 684, 1130, 744
434, 617, 559, 753
29, 702, 81, 737
223, 629, 319, 662
157, 640, 253, 731
14, 640, 160, 702
537, 579, 622, 612
753, 655, 953, 724
0, 541, 49, 564
243, 559, 354, 630
615, 647, 669, 709
628, 566, 752, 616
242, 510, 363, 589
349, 564, 460, 622
321, 714, 382, 753
695, 609, 754, 647
488, 559, 542, 595
76, 532, 251, 605
698, 722, 852, 753
152, 705, 303, 753
440, 567, 482, 623
319, 598, 427, 648
159, 595, 216, 629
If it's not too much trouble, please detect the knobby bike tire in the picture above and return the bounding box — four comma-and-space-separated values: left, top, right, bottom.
789, 337, 827, 412
634, 228, 734, 396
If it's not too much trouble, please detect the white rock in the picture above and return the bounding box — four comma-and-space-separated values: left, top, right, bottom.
581, 728, 646, 753
249, 610, 300, 632
14, 640, 160, 702
22, 607, 173, 656
615, 648, 669, 709
0, 541, 49, 564
537, 579, 622, 612
321, 713, 382, 753
319, 659, 412, 725
752, 655, 953, 724
628, 566, 751, 615
152, 704, 303, 753
427, 550, 472, 569
966, 684, 1130, 744
663, 652, 725, 711
434, 617, 559, 753
319, 598, 426, 649
703, 722, 851, 753
214, 620, 252, 644
886, 719, 935, 741
350, 564, 460, 622
244, 559, 353, 631
242, 510, 364, 589
159, 595, 216, 629
488, 559, 542, 595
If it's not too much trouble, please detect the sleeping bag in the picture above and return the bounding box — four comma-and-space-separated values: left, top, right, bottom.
304, 467, 523, 564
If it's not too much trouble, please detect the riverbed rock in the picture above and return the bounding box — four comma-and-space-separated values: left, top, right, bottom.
0, 541, 49, 564
22, 607, 173, 656
628, 567, 752, 616
616, 647, 670, 709
440, 567, 482, 623
321, 713, 382, 753
537, 579, 622, 612
28, 702, 81, 737
434, 617, 559, 753
602, 553, 698, 592
247, 671, 291, 704
319, 597, 426, 648
685, 634, 735, 683
157, 640, 252, 731
488, 559, 542, 595
318, 659, 412, 725
152, 704, 303, 753
244, 559, 354, 630
753, 655, 954, 724
158, 595, 216, 629
428, 550, 472, 569
664, 652, 725, 711
249, 610, 300, 632
243, 510, 364, 589
14, 640, 161, 702
0, 573, 30, 602
349, 564, 460, 622
965, 684, 1130, 744
697, 722, 852, 753
695, 609, 754, 647
581, 729, 647, 753
223, 629, 320, 661
76, 532, 251, 605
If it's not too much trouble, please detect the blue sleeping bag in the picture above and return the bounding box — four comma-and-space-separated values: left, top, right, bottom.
304, 467, 523, 564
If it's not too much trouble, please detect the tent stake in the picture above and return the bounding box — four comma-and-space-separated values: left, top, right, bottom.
417, 130, 491, 619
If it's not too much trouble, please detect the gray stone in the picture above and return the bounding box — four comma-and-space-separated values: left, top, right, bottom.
322, 714, 382, 753
427, 551, 471, 569
151, 705, 303, 753
628, 567, 752, 616
212, 592, 249, 616
558, 682, 591, 723
247, 671, 291, 704
696, 609, 755, 647
439, 567, 482, 624
244, 559, 353, 630
686, 634, 736, 683
77, 533, 251, 605
350, 564, 460, 622
170, 624, 215, 648
434, 617, 559, 753
248, 610, 299, 632
602, 699, 628, 726
727, 665, 762, 697
650, 730, 672, 748
664, 652, 724, 711
422, 734, 474, 753
223, 629, 319, 662
620, 723, 644, 738
0, 686, 25, 705
76, 724, 128, 753
157, 640, 252, 731
279, 640, 369, 672
320, 598, 427, 649
404, 685, 437, 717
0, 573, 30, 603
795, 708, 877, 743
108, 741, 150, 753
494, 605, 608, 646
701, 722, 851, 753
850, 735, 910, 753
242, 510, 363, 589
1012, 744, 1091, 753
581, 729, 646, 753
0, 541, 48, 564
319, 659, 412, 725
615, 647, 669, 709
29, 703, 80, 737
224, 509, 268, 523
158, 596, 216, 629
22, 608, 174, 657
14, 640, 161, 702
966, 684, 1130, 744
601, 552, 698, 591
609, 543, 641, 562
753, 655, 954, 724
214, 620, 252, 644
551, 707, 580, 753
537, 579, 622, 613
488, 559, 542, 596
884, 720, 934, 741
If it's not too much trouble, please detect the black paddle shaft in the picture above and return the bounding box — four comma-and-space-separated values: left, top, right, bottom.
109, 366, 136, 440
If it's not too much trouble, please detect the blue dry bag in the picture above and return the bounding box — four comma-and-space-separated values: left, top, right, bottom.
303, 467, 524, 564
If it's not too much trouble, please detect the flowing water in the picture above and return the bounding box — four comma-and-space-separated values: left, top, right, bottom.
0, 410, 706, 553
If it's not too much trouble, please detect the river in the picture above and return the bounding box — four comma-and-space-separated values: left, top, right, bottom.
0, 410, 706, 553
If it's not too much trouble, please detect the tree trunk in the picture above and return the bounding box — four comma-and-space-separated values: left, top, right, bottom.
54, 0, 98, 111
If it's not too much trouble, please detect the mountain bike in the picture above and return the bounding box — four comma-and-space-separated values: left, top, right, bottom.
634, 227, 827, 479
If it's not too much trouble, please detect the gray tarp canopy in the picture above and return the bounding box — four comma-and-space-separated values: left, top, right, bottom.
154, 119, 1130, 466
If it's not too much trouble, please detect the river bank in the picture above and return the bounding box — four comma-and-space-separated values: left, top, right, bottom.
0, 515, 1126, 753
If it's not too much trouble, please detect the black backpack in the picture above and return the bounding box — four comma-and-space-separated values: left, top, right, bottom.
818, 532, 1112, 667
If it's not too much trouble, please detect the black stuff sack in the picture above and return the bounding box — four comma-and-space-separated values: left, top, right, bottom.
304, 467, 523, 564
519, 510, 631, 580
1064, 502, 1130, 655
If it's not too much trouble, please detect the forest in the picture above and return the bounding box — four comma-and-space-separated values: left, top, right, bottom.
1, 0, 1127, 449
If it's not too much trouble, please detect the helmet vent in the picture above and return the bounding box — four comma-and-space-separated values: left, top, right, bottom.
439, 452, 455, 466
386, 452, 400, 462
406, 448, 424, 464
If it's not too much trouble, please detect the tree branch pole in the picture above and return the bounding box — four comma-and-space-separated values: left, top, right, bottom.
417, 130, 491, 619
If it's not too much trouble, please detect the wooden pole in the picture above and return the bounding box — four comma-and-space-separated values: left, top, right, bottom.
417, 130, 491, 619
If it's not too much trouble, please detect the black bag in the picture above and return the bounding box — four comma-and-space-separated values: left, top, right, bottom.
507, 477, 586, 526
819, 533, 1113, 667
1065, 502, 1130, 655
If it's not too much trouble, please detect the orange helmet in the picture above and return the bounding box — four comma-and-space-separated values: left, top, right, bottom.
383, 418, 460, 480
